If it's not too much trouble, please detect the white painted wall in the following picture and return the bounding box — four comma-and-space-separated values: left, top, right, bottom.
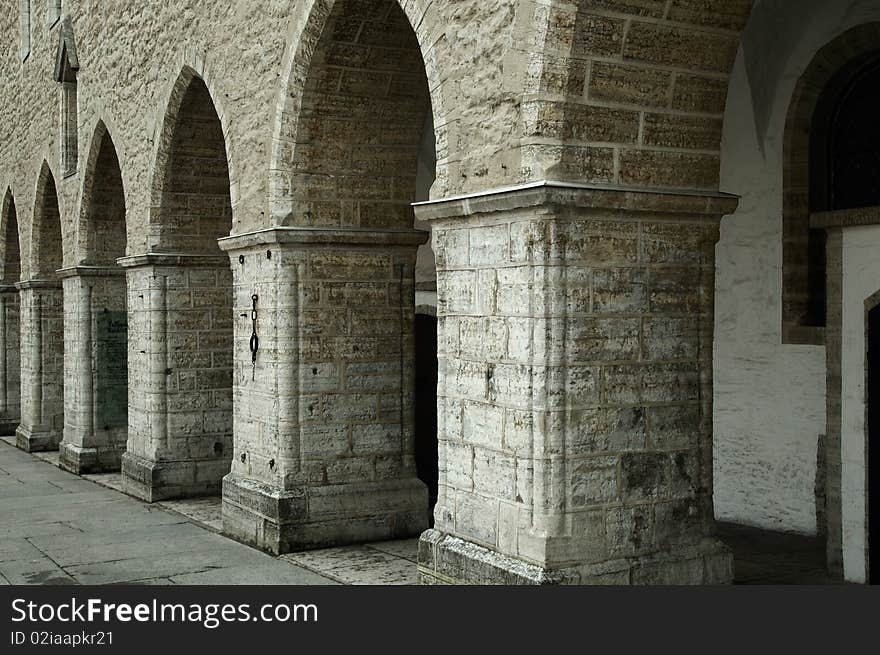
838, 226, 880, 583
715, 0, 880, 535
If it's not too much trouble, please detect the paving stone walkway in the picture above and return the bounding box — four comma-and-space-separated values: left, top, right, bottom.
0, 439, 842, 586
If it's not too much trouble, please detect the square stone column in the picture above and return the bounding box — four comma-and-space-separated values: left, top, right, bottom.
218, 228, 430, 554
416, 182, 739, 585
0, 285, 21, 436
118, 254, 233, 502
15, 280, 65, 452
58, 267, 128, 474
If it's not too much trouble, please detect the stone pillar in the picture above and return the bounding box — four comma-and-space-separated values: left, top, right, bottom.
15, 280, 64, 452
58, 267, 128, 474
219, 228, 429, 554
416, 182, 739, 585
118, 254, 233, 501
0, 285, 21, 436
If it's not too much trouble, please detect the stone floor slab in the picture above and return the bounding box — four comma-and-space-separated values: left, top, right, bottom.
282, 546, 420, 585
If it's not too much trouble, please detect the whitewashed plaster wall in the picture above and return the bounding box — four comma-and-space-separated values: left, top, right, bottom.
715, 0, 880, 535
838, 225, 880, 583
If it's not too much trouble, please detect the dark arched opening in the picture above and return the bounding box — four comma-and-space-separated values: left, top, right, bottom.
17, 164, 65, 452
0, 191, 21, 436
807, 53, 880, 327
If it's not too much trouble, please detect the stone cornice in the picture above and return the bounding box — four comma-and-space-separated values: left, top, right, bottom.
15, 279, 63, 291
811, 206, 880, 230
217, 227, 429, 252
412, 180, 740, 222
57, 265, 126, 279
0, 284, 18, 294
117, 253, 230, 269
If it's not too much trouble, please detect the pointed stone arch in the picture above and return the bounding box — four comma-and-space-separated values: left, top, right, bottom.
781, 22, 880, 343
77, 120, 127, 266
31, 161, 63, 279
1, 188, 21, 285
17, 162, 65, 453
147, 62, 237, 249
121, 61, 235, 501
0, 189, 22, 436
268, 0, 449, 225
58, 119, 130, 474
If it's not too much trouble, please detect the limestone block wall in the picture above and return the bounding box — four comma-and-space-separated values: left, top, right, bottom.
0, 2, 760, 281
420, 185, 735, 584
16, 284, 65, 451
229, 242, 421, 489
122, 258, 232, 500
219, 230, 429, 552
518, 1, 754, 188
0, 290, 21, 434
60, 271, 128, 472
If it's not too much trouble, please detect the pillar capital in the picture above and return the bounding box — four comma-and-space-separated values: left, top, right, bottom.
56, 265, 126, 279
14, 279, 63, 291
413, 180, 740, 224
116, 252, 229, 269
216, 227, 429, 253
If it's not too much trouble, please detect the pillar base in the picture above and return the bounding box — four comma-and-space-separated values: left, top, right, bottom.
417, 529, 734, 586
15, 425, 61, 453
222, 474, 429, 555
0, 419, 19, 437
59, 442, 123, 475
121, 451, 231, 502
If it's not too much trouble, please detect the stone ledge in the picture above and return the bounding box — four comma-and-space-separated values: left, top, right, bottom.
417, 529, 734, 586
217, 227, 429, 252
57, 265, 126, 280
412, 180, 740, 222
14, 279, 63, 291
811, 206, 880, 230
222, 474, 429, 555
117, 253, 230, 269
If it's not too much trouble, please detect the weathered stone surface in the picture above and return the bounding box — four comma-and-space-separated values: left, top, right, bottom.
417, 183, 733, 585
0, 0, 758, 586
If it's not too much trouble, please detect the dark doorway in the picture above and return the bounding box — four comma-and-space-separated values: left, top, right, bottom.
868, 303, 880, 583
414, 314, 438, 520
807, 53, 880, 328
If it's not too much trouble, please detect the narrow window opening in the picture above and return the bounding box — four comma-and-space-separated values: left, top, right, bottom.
47, 0, 61, 27
805, 54, 880, 328
56, 36, 78, 178
19, 0, 31, 61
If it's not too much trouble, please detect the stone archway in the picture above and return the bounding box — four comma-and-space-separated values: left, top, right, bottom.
59, 123, 129, 474
222, 0, 437, 554
120, 70, 235, 502
0, 189, 22, 436
17, 163, 65, 453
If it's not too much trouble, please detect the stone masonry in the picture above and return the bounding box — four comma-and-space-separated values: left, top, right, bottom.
0, 0, 762, 585
417, 183, 737, 584
219, 229, 430, 553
